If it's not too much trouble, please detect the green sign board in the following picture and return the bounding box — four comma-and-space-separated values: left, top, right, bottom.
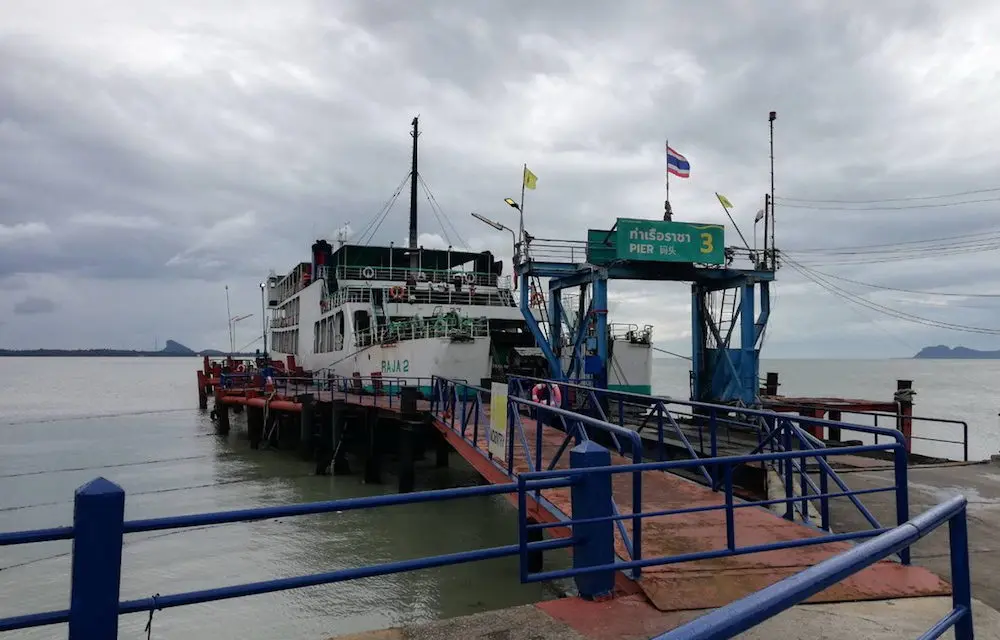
614, 218, 725, 265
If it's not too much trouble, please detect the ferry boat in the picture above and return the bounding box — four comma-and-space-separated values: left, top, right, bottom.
261, 118, 653, 396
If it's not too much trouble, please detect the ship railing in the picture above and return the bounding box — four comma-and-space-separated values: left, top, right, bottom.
336, 265, 502, 288
506, 376, 912, 551
608, 322, 653, 343
319, 285, 516, 312
320, 287, 373, 309
651, 494, 973, 640
354, 316, 490, 348
269, 316, 299, 328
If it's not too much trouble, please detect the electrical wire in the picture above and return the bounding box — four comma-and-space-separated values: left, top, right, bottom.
794, 266, 1000, 298
785, 229, 1000, 255
783, 256, 1000, 335
777, 185, 1000, 205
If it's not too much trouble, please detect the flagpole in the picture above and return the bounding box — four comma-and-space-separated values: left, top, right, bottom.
664, 140, 671, 221
519, 163, 527, 243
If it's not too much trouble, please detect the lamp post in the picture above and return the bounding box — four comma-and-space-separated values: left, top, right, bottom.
471, 212, 520, 289
230, 313, 253, 354
259, 282, 267, 357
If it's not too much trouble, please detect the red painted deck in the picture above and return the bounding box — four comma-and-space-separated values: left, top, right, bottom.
431, 409, 951, 613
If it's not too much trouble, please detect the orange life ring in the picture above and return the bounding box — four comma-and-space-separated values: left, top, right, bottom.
389, 286, 405, 301
531, 383, 561, 407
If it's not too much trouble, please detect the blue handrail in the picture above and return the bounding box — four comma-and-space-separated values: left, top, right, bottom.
651, 495, 974, 640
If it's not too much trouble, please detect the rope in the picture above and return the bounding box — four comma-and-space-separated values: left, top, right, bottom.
894, 388, 916, 403
144, 593, 160, 639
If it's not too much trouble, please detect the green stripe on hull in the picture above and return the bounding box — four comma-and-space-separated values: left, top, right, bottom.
608, 384, 652, 395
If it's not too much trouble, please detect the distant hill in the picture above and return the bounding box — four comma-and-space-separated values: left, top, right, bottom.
914, 345, 1000, 359
0, 339, 255, 357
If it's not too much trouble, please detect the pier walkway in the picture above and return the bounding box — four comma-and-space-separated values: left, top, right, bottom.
428, 377, 948, 613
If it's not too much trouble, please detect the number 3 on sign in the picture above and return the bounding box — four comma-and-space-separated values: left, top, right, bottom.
699, 232, 713, 254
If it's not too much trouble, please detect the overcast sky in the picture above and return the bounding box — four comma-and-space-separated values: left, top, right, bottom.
2, 0, 1000, 358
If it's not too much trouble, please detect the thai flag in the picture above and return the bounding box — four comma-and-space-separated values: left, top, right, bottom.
666, 145, 690, 179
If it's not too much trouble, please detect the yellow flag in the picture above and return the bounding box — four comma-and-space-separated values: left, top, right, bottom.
523, 166, 538, 190
716, 193, 733, 209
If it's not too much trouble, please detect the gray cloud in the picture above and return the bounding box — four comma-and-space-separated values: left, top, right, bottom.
1, 0, 999, 356
13, 296, 56, 315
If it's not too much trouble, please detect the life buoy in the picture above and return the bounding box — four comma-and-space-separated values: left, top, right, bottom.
463, 273, 475, 285
361, 266, 376, 279
530, 292, 544, 306
237, 363, 246, 373
531, 383, 562, 407
389, 286, 405, 301
416, 271, 427, 281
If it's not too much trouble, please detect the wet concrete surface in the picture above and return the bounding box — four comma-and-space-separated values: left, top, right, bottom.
828, 460, 1000, 611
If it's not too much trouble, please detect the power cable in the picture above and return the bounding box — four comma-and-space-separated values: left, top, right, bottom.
784, 257, 1000, 335
795, 266, 1000, 299
778, 186, 1000, 205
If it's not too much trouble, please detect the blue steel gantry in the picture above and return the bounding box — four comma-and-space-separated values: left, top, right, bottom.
515, 219, 775, 406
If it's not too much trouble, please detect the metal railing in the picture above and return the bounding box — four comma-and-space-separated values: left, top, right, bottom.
219, 374, 440, 409
762, 399, 969, 462
431, 377, 914, 582
335, 265, 502, 288
355, 316, 490, 347
506, 376, 911, 542
0, 478, 571, 637
652, 495, 973, 640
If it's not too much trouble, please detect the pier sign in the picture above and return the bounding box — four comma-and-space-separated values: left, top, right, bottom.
488, 382, 508, 460
615, 219, 725, 265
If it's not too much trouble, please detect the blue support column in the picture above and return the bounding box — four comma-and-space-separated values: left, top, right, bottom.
519, 271, 562, 377
570, 441, 615, 599
593, 277, 609, 389
69, 477, 125, 640
739, 282, 756, 404
690, 285, 704, 402
549, 287, 563, 365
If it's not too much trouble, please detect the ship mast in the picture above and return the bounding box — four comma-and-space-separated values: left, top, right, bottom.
408, 116, 420, 268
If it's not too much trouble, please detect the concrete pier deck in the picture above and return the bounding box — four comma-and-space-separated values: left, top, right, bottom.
327, 595, 1000, 639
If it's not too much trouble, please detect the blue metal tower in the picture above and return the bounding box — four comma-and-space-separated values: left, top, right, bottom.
515, 217, 775, 406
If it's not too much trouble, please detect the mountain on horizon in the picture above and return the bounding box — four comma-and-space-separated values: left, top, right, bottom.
0, 338, 251, 357
913, 345, 1000, 359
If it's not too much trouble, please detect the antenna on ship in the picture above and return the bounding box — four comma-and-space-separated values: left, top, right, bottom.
408, 115, 420, 269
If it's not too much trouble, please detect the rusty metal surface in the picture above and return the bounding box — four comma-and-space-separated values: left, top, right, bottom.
439, 409, 951, 613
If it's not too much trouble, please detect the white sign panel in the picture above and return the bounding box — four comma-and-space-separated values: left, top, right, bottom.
488, 382, 509, 460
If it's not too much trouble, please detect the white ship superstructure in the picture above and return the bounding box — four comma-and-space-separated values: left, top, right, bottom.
266, 242, 536, 394
259, 115, 652, 395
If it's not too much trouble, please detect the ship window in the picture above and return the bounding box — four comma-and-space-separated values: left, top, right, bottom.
354, 310, 370, 334
334, 311, 344, 351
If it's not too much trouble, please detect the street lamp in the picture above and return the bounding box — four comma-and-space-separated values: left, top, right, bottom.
471, 212, 520, 289
259, 282, 267, 357
230, 313, 253, 354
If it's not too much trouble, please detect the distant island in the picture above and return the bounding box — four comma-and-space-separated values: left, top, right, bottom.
0, 339, 255, 358
913, 345, 1000, 359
